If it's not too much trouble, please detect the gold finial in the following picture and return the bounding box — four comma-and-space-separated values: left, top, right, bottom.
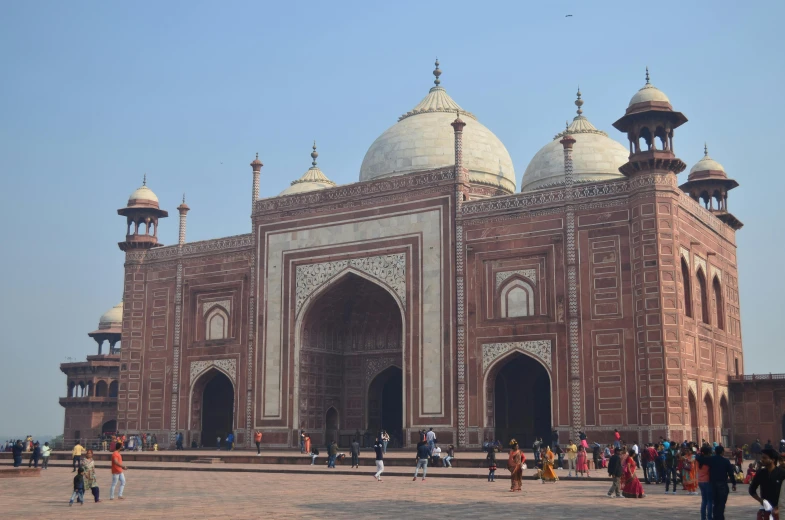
433, 58, 441, 86
311, 141, 318, 167
182, 193, 186, 204
565, 120, 570, 131
255, 152, 259, 160
143, 174, 147, 186
704, 142, 709, 157
645, 67, 650, 85
575, 86, 583, 117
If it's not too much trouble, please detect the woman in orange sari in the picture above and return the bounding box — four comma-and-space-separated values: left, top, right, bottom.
682, 448, 698, 495
621, 449, 646, 498
507, 439, 524, 492
539, 447, 559, 483
304, 433, 311, 456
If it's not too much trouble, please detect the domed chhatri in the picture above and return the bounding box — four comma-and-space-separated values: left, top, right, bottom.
688, 143, 728, 180
279, 142, 337, 196
628, 67, 671, 107
127, 174, 160, 207
98, 302, 124, 330
680, 144, 742, 230
117, 175, 168, 251
520, 89, 628, 192
360, 60, 516, 194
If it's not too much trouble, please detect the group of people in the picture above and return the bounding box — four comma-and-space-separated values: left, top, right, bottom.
67, 442, 129, 505
9, 439, 51, 469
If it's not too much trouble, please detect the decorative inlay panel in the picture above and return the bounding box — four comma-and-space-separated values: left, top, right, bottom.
709, 265, 722, 283
679, 247, 690, 263
494, 269, 536, 290
694, 255, 707, 276
482, 340, 552, 372
190, 359, 237, 385
295, 253, 406, 316
365, 356, 402, 383
203, 299, 231, 316
702, 381, 714, 400
688, 379, 697, 398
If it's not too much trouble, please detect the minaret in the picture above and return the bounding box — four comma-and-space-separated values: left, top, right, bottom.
680, 144, 742, 229
117, 176, 168, 251
251, 153, 263, 211
177, 194, 189, 246
613, 68, 687, 177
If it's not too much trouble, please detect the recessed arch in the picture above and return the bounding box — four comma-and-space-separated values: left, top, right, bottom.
696, 267, 710, 324
712, 276, 724, 330
189, 367, 235, 448
681, 257, 693, 318
702, 392, 715, 443
499, 277, 535, 318
688, 389, 699, 442
95, 380, 108, 397
205, 306, 229, 340
367, 365, 403, 444
108, 380, 118, 398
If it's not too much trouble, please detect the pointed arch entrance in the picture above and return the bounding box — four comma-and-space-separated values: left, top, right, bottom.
191, 369, 234, 447
688, 390, 699, 442
368, 366, 403, 445
298, 271, 404, 448
701, 393, 715, 444
485, 351, 552, 448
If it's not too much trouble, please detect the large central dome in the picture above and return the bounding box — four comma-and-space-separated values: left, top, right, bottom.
360, 61, 516, 193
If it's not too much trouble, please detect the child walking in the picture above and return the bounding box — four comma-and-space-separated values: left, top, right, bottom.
70, 468, 85, 506
487, 446, 497, 482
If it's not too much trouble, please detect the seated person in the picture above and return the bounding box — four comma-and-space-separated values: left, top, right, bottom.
431, 445, 442, 466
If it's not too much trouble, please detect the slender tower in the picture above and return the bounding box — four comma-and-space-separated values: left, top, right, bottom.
177, 194, 189, 246
251, 153, 263, 211
452, 103, 468, 447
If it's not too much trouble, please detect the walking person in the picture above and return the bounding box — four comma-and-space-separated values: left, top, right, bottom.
576, 445, 590, 477
533, 437, 542, 464
413, 440, 430, 482
507, 439, 524, 491
41, 442, 51, 469
487, 445, 497, 482
82, 449, 101, 503
443, 444, 455, 468
27, 442, 41, 468
373, 436, 385, 481
69, 468, 85, 506
327, 441, 338, 468
12, 440, 23, 467
697, 446, 713, 520
566, 439, 577, 477
72, 441, 85, 472
749, 449, 785, 517
696, 445, 737, 520
621, 449, 646, 498
254, 430, 263, 456
607, 447, 623, 498
110, 442, 127, 500
350, 437, 360, 468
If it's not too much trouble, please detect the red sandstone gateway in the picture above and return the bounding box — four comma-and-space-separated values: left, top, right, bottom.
61, 63, 783, 451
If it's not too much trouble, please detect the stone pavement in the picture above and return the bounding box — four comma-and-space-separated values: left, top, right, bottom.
0, 466, 756, 519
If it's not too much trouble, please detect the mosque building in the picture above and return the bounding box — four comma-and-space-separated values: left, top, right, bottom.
61, 62, 783, 448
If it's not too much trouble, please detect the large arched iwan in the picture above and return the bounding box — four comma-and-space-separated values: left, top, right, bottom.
296, 271, 404, 448
191, 369, 234, 448
484, 351, 552, 448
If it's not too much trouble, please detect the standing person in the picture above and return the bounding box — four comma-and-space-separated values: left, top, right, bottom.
425, 428, 436, 453
28, 442, 41, 468
696, 445, 737, 520
12, 440, 23, 467
554, 444, 564, 471
734, 445, 744, 470
176, 432, 183, 451
641, 444, 651, 484
592, 442, 602, 472
645, 444, 659, 484
533, 437, 542, 464
607, 447, 623, 498
621, 449, 646, 498
110, 442, 128, 500
226, 432, 234, 451
486, 444, 497, 482
539, 447, 559, 483
663, 442, 679, 494
506, 439, 524, 491
69, 467, 85, 506
752, 439, 763, 466
372, 436, 384, 481
41, 442, 51, 470
552, 429, 560, 448
682, 447, 698, 495
299, 429, 305, 453
613, 429, 621, 450
413, 440, 430, 482
576, 445, 590, 477
632, 441, 640, 469
749, 449, 785, 516
82, 449, 101, 503
566, 439, 577, 477
304, 433, 311, 456
72, 441, 85, 472
254, 431, 263, 456
327, 441, 338, 469
382, 430, 390, 454
443, 444, 455, 468
216, 436, 221, 450
697, 446, 713, 520
350, 438, 360, 468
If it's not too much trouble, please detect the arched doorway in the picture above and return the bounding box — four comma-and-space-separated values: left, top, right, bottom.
688, 391, 699, 442
298, 271, 403, 448
488, 353, 551, 448
102, 420, 117, 434
720, 396, 730, 446
368, 366, 403, 446
702, 393, 715, 444
194, 370, 234, 448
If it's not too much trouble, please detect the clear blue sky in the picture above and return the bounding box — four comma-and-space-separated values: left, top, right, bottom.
1, 0, 782, 437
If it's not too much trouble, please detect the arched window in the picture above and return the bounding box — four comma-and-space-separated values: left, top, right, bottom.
95, 380, 108, 397
499, 279, 534, 318
68, 381, 76, 398
713, 277, 724, 330
696, 268, 710, 324
681, 258, 692, 318
108, 380, 119, 398
78, 381, 86, 397
206, 307, 228, 340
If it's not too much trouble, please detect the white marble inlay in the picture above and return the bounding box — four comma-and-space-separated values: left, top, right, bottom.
190, 358, 237, 386
494, 269, 537, 290
482, 340, 552, 372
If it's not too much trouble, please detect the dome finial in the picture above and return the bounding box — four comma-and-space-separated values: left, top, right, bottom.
575, 86, 584, 117
182, 193, 186, 204
311, 141, 318, 167
433, 58, 441, 87
645, 66, 650, 85
143, 173, 147, 186
704, 142, 708, 157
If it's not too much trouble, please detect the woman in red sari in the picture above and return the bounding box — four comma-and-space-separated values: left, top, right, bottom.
507, 439, 525, 492
621, 449, 646, 498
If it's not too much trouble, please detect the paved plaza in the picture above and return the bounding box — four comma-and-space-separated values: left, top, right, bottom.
0, 465, 755, 519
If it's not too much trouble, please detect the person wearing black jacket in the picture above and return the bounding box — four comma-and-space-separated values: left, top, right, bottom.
373, 437, 384, 481
413, 441, 430, 481
350, 438, 360, 469
696, 445, 737, 520
606, 448, 623, 498
12, 440, 23, 467
27, 442, 41, 468
749, 449, 785, 514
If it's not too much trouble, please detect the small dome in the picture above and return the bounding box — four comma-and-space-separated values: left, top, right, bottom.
689, 144, 726, 176
279, 143, 336, 196
127, 175, 159, 204
359, 61, 516, 193
98, 302, 123, 330
521, 91, 628, 192
628, 68, 670, 107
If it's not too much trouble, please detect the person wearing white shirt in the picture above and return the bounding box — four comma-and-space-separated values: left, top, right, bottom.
431, 445, 442, 466
426, 428, 436, 453
41, 442, 51, 470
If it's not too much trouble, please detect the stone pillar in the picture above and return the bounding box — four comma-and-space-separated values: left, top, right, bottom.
560, 133, 582, 441
452, 113, 468, 447
251, 153, 263, 212
177, 196, 189, 246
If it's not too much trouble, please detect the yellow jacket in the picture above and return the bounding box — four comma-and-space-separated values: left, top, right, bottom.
566, 443, 578, 459
72, 445, 85, 457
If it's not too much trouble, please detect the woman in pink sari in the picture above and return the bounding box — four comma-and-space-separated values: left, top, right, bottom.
621, 449, 646, 498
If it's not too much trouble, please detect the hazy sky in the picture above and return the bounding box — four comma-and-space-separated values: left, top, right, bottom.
1, 0, 783, 437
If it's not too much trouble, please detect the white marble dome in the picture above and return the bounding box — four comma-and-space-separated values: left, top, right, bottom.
360, 64, 516, 193
128, 181, 159, 204
98, 302, 123, 330
628, 70, 671, 107
689, 146, 726, 175
521, 103, 629, 191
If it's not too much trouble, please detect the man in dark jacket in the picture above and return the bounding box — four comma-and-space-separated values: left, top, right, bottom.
413, 441, 430, 481
696, 445, 737, 520
752, 439, 763, 465
350, 438, 361, 469
749, 449, 785, 514
606, 448, 623, 497
12, 440, 23, 467
327, 441, 338, 468
27, 442, 41, 468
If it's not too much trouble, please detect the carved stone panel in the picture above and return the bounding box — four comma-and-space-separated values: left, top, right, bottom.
482, 340, 552, 372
